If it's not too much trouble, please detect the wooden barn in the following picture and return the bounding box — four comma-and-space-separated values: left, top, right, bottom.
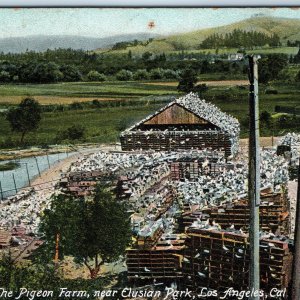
120, 93, 240, 157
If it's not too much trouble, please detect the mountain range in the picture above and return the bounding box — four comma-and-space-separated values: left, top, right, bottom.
0, 33, 160, 53
1, 16, 300, 54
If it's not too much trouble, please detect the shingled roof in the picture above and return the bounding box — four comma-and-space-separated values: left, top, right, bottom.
125, 93, 240, 136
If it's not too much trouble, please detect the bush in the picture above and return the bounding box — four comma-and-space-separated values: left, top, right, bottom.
0, 71, 10, 83
60, 65, 82, 82
116, 69, 133, 81
265, 89, 278, 94
57, 124, 86, 141
69, 101, 84, 110
149, 68, 165, 80
133, 69, 149, 80
92, 99, 101, 107
116, 117, 135, 131
87, 70, 107, 82
163, 69, 179, 79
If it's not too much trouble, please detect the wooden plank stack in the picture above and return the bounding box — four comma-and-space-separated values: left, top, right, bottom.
127, 234, 186, 281
183, 228, 293, 295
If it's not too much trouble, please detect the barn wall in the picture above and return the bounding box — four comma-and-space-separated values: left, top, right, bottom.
143, 104, 210, 125
120, 131, 233, 157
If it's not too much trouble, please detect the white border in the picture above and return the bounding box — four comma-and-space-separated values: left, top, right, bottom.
0, 0, 300, 7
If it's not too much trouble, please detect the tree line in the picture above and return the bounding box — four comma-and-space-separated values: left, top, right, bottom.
200, 29, 281, 49
0, 48, 248, 83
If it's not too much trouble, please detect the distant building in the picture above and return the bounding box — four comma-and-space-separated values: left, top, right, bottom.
228, 53, 244, 61
120, 93, 240, 157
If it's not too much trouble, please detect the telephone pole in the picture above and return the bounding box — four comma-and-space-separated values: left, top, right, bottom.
291, 158, 300, 299
248, 55, 261, 299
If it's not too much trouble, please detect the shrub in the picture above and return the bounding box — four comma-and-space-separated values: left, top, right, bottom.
69, 102, 84, 110
163, 69, 179, 79
87, 70, 107, 82
133, 69, 149, 80
0, 71, 10, 83
116, 69, 133, 81
56, 124, 86, 141
265, 89, 278, 95
149, 68, 165, 80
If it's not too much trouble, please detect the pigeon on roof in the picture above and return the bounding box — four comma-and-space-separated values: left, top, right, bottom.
122, 92, 240, 137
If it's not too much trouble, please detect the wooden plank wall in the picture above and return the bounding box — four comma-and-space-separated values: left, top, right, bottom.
144, 104, 210, 125
120, 131, 232, 157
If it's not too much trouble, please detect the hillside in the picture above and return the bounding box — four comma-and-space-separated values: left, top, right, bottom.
0, 33, 160, 54
101, 16, 300, 54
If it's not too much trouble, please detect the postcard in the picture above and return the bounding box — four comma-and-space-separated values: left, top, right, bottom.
0, 7, 299, 300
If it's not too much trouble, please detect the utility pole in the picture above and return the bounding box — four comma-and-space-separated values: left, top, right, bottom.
248, 55, 261, 299
291, 158, 300, 299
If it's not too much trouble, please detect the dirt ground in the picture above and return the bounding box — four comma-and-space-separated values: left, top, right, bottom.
0, 143, 119, 161
0, 96, 122, 105
145, 79, 249, 87
239, 136, 280, 148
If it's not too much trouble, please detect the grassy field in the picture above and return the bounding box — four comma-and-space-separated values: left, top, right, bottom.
0, 79, 300, 148
97, 46, 299, 57
0, 79, 250, 105
0, 105, 162, 147
0, 81, 177, 104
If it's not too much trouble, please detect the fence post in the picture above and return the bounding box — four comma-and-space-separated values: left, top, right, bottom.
34, 156, 41, 177
12, 173, 17, 194
46, 153, 51, 169
25, 163, 31, 186
0, 180, 3, 200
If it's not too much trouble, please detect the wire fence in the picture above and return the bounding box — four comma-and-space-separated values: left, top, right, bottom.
0, 151, 75, 200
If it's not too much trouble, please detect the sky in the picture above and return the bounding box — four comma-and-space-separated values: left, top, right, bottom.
1, 8, 300, 38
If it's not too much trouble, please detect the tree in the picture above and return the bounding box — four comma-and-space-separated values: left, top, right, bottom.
258, 54, 288, 84
295, 70, 300, 82
0, 70, 11, 82
39, 184, 132, 278
142, 51, 153, 61
163, 69, 179, 79
6, 98, 42, 144
133, 69, 149, 80
193, 83, 208, 98
116, 69, 133, 81
87, 70, 107, 82
177, 69, 198, 93
57, 124, 86, 141
260, 110, 272, 127
149, 68, 165, 80
30, 62, 64, 83
60, 65, 82, 82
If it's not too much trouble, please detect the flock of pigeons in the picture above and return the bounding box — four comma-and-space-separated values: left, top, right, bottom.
134, 148, 289, 239
0, 188, 54, 233
0, 142, 291, 241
